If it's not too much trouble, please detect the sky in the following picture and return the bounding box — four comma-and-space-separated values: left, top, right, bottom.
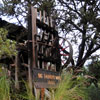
0, 0, 26, 27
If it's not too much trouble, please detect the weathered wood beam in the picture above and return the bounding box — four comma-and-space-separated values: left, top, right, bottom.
21, 63, 28, 67
36, 19, 58, 36
0, 18, 58, 42
15, 53, 20, 90
0, 18, 27, 42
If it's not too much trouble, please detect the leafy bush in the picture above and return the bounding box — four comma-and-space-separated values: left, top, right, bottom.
88, 60, 100, 80
0, 68, 35, 100
0, 68, 10, 100
87, 84, 100, 100
54, 72, 88, 100
0, 28, 17, 58
54, 72, 100, 100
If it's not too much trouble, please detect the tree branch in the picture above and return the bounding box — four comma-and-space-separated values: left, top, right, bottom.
77, 33, 99, 67
69, 20, 83, 33
58, 0, 82, 18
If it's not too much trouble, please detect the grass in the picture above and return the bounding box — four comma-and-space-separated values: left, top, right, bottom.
0, 68, 100, 100
0, 68, 10, 100
54, 72, 90, 100
10, 80, 35, 100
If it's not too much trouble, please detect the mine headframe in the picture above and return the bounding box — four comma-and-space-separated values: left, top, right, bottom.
28, 6, 73, 74
28, 6, 61, 72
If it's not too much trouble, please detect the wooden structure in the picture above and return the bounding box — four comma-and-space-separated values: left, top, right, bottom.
28, 7, 61, 72
27, 6, 73, 99
0, 6, 73, 100
28, 6, 61, 99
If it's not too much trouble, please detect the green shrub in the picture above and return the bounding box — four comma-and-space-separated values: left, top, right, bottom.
0, 28, 17, 58
88, 84, 100, 100
0, 68, 10, 100
54, 72, 99, 100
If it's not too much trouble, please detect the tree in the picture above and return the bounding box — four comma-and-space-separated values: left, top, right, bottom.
0, 0, 56, 27
56, 0, 100, 68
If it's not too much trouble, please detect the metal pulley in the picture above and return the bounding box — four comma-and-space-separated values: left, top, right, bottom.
59, 37, 73, 68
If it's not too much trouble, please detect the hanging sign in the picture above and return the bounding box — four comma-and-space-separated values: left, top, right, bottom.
33, 68, 61, 88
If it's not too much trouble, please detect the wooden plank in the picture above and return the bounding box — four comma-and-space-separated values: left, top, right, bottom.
36, 19, 58, 36
43, 11, 45, 23
21, 63, 28, 67
31, 6, 37, 68
15, 53, 20, 90
42, 11, 47, 70
39, 11, 42, 21
35, 8, 37, 18
41, 88, 45, 100
50, 17, 54, 45
47, 17, 49, 26
50, 17, 53, 27
28, 6, 33, 91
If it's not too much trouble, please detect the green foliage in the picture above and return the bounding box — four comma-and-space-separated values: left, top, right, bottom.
0, 0, 56, 25
1, 0, 100, 68
24, 82, 35, 100
0, 68, 10, 100
0, 28, 17, 58
87, 85, 100, 100
11, 81, 35, 100
54, 72, 100, 100
37, 0, 55, 16
54, 72, 89, 100
87, 60, 100, 81
0, 69, 100, 100
0, 68, 35, 100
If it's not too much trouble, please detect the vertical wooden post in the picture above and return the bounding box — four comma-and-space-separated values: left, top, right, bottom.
28, 6, 33, 91
43, 11, 46, 23
47, 17, 49, 26
31, 6, 37, 68
41, 88, 45, 100
30, 6, 38, 99
50, 17, 53, 43
40, 11, 42, 21
50, 17, 53, 27
15, 53, 19, 90
28, 6, 37, 91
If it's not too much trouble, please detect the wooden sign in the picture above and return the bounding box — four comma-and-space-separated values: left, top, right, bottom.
33, 68, 61, 88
